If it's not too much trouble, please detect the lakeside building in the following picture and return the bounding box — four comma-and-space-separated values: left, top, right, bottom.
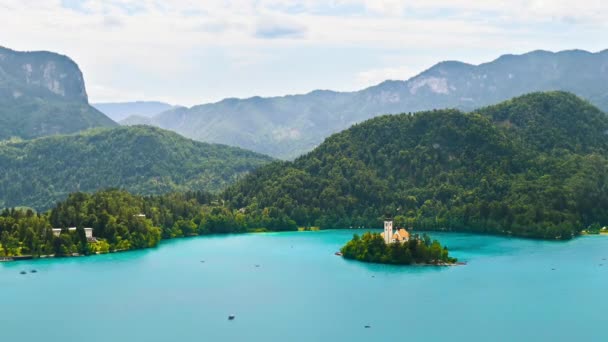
381, 219, 410, 244
50, 227, 96, 241
84, 228, 93, 240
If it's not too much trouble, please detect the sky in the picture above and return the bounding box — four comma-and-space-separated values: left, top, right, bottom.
1, 0, 607, 106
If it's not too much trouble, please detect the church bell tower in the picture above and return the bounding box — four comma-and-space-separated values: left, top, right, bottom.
384, 219, 393, 244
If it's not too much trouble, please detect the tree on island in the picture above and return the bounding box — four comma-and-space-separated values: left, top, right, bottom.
340, 232, 456, 265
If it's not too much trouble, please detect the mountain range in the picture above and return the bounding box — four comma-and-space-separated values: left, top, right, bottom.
122, 49, 608, 159
0, 46, 116, 140
223, 92, 608, 239
92, 101, 175, 122
0, 125, 272, 210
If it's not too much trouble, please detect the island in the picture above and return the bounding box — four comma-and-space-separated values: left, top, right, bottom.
340, 219, 458, 265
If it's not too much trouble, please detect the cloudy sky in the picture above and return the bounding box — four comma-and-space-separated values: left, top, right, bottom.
1, 0, 606, 106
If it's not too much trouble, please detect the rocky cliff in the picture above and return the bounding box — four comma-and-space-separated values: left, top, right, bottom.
0, 46, 116, 140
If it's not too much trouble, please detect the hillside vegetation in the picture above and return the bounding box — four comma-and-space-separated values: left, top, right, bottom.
0, 126, 273, 210
0, 189, 296, 257
224, 92, 608, 239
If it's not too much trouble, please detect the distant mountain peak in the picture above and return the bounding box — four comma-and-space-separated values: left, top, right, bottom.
430, 60, 473, 70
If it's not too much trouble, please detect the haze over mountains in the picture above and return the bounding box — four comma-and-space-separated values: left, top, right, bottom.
121, 49, 608, 159
0, 46, 116, 140
92, 101, 175, 122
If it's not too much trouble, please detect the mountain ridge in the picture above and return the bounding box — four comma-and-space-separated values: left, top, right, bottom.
123, 49, 608, 159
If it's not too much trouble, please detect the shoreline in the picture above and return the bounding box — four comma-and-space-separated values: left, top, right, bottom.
419, 261, 467, 266
0, 229, 297, 263
0, 250, 119, 263
581, 231, 608, 236
3, 227, 604, 264
340, 256, 466, 267
335, 250, 464, 267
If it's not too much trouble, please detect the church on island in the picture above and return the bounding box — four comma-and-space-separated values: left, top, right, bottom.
381, 219, 410, 244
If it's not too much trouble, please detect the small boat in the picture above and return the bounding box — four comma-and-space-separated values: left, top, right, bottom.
364, 325, 371, 329
30, 270, 37, 273
334, 252, 343, 256
20, 271, 27, 275
228, 315, 235, 320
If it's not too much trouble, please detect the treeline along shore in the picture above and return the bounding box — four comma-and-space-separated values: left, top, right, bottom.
0, 190, 297, 259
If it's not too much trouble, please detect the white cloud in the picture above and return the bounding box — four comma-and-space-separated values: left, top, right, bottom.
362, 0, 406, 15
255, 16, 307, 39
0, 0, 606, 105
102, 15, 124, 28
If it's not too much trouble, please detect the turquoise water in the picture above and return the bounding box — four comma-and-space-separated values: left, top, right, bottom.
2, 230, 608, 341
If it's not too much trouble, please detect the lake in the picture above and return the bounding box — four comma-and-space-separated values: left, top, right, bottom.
2, 230, 607, 341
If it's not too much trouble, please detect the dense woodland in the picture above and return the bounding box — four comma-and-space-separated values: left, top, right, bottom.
2, 91, 608, 257
340, 232, 456, 265
224, 92, 608, 240
0, 125, 273, 210
0, 189, 296, 257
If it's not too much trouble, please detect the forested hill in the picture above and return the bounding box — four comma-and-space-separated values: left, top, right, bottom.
0, 46, 116, 140
224, 92, 608, 240
0, 125, 273, 210
478, 92, 608, 153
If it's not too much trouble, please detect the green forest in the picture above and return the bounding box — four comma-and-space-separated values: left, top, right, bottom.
224, 92, 608, 240
0, 97, 116, 141
0, 125, 273, 210
340, 232, 456, 265
0, 189, 296, 257
2, 91, 608, 257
